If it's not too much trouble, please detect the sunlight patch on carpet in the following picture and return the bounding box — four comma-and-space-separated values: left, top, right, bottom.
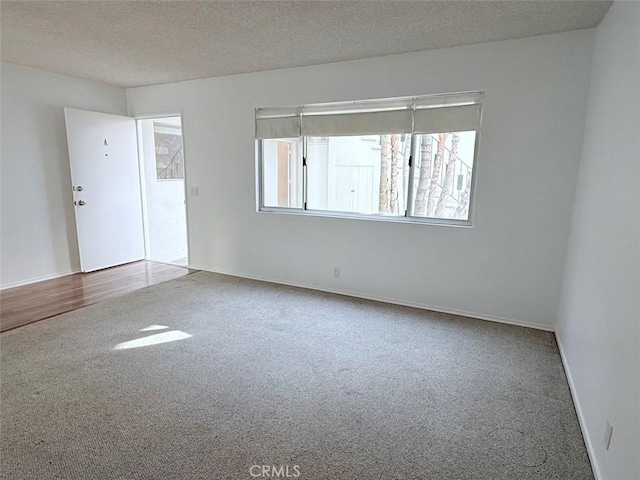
113, 330, 192, 350
140, 324, 170, 332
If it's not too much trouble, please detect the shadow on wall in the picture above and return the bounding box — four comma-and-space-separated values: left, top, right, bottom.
36, 104, 81, 273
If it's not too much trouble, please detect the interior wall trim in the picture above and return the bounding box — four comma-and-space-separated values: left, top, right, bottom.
188, 264, 555, 332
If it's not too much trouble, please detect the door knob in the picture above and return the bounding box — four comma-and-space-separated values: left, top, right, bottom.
78, 200, 86, 206
76, 186, 83, 192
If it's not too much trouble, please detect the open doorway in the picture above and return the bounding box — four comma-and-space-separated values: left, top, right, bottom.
137, 116, 188, 266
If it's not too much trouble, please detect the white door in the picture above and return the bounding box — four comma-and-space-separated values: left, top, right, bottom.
331, 165, 374, 213
64, 108, 145, 272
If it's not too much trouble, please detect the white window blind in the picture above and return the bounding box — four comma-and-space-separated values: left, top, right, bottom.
413, 104, 482, 134
256, 92, 483, 138
255, 107, 300, 139
301, 110, 413, 136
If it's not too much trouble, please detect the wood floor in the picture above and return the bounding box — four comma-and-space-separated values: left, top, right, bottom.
0, 261, 195, 333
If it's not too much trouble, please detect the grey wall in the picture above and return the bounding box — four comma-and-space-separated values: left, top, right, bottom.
127, 30, 595, 330
556, 2, 639, 479
1, 63, 127, 287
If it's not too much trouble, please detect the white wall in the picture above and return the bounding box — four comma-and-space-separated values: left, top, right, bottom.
556, 2, 639, 479
1, 63, 127, 287
127, 30, 595, 329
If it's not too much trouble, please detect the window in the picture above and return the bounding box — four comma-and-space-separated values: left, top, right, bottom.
256, 92, 482, 225
260, 137, 303, 208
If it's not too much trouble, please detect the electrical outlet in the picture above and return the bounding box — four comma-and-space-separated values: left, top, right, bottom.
190, 186, 199, 197
604, 421, 613, 450
333, 267, 341, 279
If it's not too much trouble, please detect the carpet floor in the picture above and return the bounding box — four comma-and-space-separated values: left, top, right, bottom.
1, 272, 593, 479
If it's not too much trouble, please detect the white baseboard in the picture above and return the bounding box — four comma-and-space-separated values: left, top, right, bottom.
556, 332, 601, 480
146, 259, 190, 268
188, 264, 554, 332
0, 269, 81, 290
1, 259, 189, 290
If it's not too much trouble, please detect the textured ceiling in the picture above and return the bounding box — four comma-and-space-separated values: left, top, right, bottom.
1, 0, 612, 88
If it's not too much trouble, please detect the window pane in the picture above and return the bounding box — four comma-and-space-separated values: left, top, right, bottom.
307, 135, 411, 215
411, 131, 476, 221
261, 138, 303, 208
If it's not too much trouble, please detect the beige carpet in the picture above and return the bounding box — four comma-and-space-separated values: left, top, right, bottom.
1, 271, 593, 479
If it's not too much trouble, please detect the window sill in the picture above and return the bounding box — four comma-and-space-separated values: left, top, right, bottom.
258, 207, 473, 228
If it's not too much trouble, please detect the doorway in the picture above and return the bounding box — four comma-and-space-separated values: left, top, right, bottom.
137, 116, 189, 266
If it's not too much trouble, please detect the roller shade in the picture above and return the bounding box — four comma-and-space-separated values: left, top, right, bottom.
302, 109, 413, 136
413, 104, 482, 134
414, 91, 483, 109
255, 107, 300, 139
256, 116, 300, 139
256, 92, 483, 139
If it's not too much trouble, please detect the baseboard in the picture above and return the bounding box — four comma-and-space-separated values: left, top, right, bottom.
188, 264, 554, 332
0, 269, 81, 290
556, 332, 601, 480
146, 259, 190, 269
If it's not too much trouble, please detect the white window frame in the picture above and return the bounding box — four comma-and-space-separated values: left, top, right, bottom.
256, 92, 483, 227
